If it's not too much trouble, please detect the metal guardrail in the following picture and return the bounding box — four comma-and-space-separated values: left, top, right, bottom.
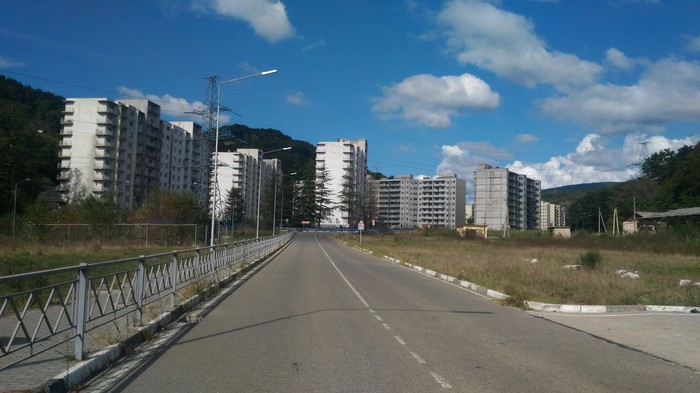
0, 232, 294, 371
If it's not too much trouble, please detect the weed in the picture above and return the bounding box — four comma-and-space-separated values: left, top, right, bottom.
579, 250, 602, 270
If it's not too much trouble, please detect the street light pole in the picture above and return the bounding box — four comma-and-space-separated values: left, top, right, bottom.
12, 178, 30, 237
277, 172, 297, 235
256, 147, 292, 239
210, 69, 277, 247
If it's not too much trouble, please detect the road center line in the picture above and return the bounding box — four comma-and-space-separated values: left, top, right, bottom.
315, 235, 370, 308
316, 235, 453, 390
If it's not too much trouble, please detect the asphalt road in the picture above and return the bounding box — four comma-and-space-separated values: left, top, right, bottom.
104, 233, 698, 392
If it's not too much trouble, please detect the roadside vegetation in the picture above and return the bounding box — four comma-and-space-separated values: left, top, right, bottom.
340, 228, 700, 307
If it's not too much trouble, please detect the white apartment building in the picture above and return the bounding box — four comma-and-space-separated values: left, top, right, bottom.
211, 149, 282, 221
540, 201, 567, 230
59, 98, 202, 207
170, 121, 205, 203
417, 175, 466, 228
473, 164, 541, 230
374, 175, 418, 227
315, 138, 367, 227
371, 174, 466, 229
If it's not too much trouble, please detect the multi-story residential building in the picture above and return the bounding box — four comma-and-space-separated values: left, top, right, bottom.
473, 164, 541, 230
59, 98, 202, 207
371, 174, 466, 229
539, 201, 567, 230
211, 149, 283, 222
170, 121, 205, 202
374, 175, 418, 228
315, 138, 367, 227
417, 174, 466, 228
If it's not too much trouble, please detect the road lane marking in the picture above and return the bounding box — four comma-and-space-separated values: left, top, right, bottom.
430, 372, 453, 389
317, 234, 453, 390
315, 235, 370, 308
411, 351, 427, 364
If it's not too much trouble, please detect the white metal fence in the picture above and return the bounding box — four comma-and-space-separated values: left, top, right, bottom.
0, 232, 295, 371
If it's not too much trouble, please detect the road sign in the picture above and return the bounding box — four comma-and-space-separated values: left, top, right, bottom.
358, 220, 365, 231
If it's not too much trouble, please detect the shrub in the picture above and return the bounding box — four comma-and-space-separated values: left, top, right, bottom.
579, 250, 602, 270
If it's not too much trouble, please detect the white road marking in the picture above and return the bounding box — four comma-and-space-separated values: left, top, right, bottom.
315, 235, 370, 308
317, 235, 454, 390
411, 351, 427, 364
430, 371, 453, 389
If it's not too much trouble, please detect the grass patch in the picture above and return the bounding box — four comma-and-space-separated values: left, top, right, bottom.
340, 230, 700, 307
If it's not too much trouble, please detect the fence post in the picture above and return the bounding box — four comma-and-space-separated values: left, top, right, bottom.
74, 263, 89, 361
223, 245, 229, 280
195, 248, 201, 284
135, 255, 146, 327
171, 251, 179, 309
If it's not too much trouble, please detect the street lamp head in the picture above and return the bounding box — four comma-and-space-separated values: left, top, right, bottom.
282, 147, 292, 151
261, 69, 278, 76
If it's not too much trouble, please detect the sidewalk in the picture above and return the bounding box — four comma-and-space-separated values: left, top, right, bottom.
528, 310, 700, 371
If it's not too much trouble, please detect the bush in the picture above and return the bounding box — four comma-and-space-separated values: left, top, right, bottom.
579, 250, 602, 270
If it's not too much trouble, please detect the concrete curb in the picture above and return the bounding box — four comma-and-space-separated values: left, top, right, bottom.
342, 242, 699, 315
43, 240, 295, 393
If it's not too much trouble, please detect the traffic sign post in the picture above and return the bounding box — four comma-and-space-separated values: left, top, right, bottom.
358, 220, 365, 244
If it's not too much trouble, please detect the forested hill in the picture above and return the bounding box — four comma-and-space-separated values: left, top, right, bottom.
0, 75, 64, 214
218, 124, 318, 177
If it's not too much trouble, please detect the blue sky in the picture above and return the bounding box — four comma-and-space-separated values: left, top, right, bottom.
2, 0, 700, 189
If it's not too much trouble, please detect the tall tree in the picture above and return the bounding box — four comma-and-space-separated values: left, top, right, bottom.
314, 166, 333, 227
225, 187, 245, 228
338, 165, 359, 227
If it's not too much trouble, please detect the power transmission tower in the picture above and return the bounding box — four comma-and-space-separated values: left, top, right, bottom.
629, 141, 650, 168
185, 76, 221, 207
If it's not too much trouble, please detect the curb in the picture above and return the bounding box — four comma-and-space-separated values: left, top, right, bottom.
344, 242, 699, 315
43, 240, 295, 393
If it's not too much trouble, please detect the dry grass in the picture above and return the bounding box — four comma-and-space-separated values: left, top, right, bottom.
342, 231, 700, 307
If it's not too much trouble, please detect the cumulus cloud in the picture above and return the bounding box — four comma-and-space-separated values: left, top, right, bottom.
507, 133, 700, 188
117, 86, 210, 120
192, 0, 295, 43
0, 55, 23, 68
605, 48, 635, 71
540, 58, 700, 134
285, 91, 310, 107
372, 73, 500, 128
685, 35, 700, 53
437, 0, 601, 89
436, 140, 512, 190
516, 134, 538, 143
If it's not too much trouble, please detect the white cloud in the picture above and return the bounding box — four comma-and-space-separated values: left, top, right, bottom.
506, 133, 700, 188
117, 86, 210, 120
685, 35, 700, 53
516, 134, 538, 143
437, 0, 601, 89
0, 55, 23, 68
397, 144, 418, 153
286, 92, 310, 107
605, 48, 635, 71
193, 0, 295, 43
372, 73, 500, 128
540, 58, 700, 134
436, 140, 512, 190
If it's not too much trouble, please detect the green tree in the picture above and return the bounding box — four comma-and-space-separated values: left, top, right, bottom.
225, 187, 245, 229
338, 165, 359, 227
314, 166, 333, 227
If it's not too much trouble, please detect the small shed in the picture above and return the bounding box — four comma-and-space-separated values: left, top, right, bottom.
623, 207, 700, 234
457, 225, 488, 239
552, 227, 571, 239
